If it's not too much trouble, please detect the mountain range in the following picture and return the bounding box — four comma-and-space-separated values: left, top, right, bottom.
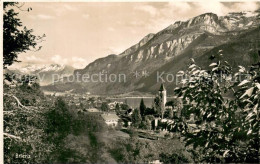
7, 64, 75, 86
42, 11, 260, 95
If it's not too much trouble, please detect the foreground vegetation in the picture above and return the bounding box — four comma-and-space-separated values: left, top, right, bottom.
171, 52, 259, 163
3, 78, 191, 163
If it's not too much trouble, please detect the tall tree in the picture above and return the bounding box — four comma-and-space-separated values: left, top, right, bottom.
115, 103, 120, 114
154, 96, 163, 118
139, 98, 146, 117
45, 97, 72, 142
3, 2, 45, 68
45, 97, 72, 162
131, 109, 142, 128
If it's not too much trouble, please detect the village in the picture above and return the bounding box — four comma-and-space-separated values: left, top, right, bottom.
46, 84, 197, 141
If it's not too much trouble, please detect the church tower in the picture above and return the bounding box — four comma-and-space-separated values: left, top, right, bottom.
158, 83, 167, 109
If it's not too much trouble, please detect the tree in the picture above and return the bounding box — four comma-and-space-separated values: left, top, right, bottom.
115, 103, 120, 114
101, 102, 109, 112
139, 98, 146, 117
154, 96, 163, 118
166, 100, 176, 108
144, 107, 156, 116
4, 76, 52, 163
232, 62, 260, 162
174, 55, 236, 162
45, 97, 72, 142
154, 96, 160, 113
159, 152, 189, 164
164, 100, 176, 119
142, 115, 154, 130
172, 51, 260, 162
3, 2, 45, 68
3, 3, 49, 163
164, 108, 173, 119
120, 104, 129, 111
45, 97, 72, 162
131, 109, 142, 128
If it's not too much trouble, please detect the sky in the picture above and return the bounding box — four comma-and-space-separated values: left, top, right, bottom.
9, 1, 260, 69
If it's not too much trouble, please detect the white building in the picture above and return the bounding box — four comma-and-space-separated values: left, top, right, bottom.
101, 113, 120, 127
86, 108, 100, 113
149, 160, 162, 164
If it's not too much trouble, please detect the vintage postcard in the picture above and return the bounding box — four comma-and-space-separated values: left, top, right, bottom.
2, 0, 260, 163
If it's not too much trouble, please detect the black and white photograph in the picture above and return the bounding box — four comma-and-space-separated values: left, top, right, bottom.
2, 0, 260, 163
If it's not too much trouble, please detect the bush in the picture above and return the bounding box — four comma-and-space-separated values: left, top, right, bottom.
159, 152, 189, 164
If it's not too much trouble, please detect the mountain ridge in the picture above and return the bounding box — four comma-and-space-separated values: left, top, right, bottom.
7, 64, 75, 86
43, 11, 260, 95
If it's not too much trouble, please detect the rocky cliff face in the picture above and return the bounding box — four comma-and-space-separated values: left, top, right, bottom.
45, 11, 260, 94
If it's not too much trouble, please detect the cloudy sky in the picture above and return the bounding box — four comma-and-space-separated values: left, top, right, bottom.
10, 1, 260, 69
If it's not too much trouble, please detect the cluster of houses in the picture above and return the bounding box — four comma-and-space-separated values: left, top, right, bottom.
82, 84, 176, 129
83, 109, 132, 129
84, 107, 120, 127
74, 83, 194, 135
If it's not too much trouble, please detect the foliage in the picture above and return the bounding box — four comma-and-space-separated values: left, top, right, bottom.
128, 128, 139, 139
3, 2, 45, 68
70, 113, 107, 162
108, 137, 192, 163
3, 77, 52, 163
154, 95, 165, 118
153, 96, 162, 116
4, 76, 108, 163
120, 103, 129, 110
101, 102, 109, 112
45, 97, 72, 142
115, 103, 120, 114
44, 97, 73, 162
164, 108, 173, 119
172, 52, 260, 163
87, 97, 95, 107
108, 137, 154, 163
139, 98, 146, 117
159, 152, 189, 164
165, 100, 177, 108
3, 3, 50, 163
231, 62, 260, 162
131, 109, 142, 128
44, 98, 109, 163
144, 107, 156, 116
141, 115, 154, 130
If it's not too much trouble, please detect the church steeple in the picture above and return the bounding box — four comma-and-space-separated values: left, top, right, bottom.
159, 83, 166, 92
158, 83, 167, 118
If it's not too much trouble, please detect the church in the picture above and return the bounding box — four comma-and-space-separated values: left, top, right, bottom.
158, 83, 167, 110
156, 83, 182, 120
154, 83, 168, 119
